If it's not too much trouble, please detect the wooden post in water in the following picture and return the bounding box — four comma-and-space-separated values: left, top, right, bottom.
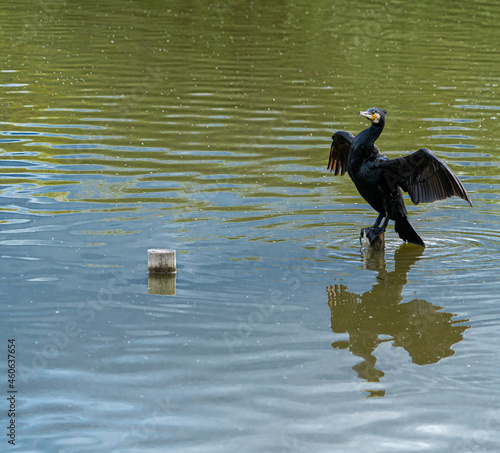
147, 249, 177, 295
362, 231, 385, 271
148, 249, 176, 274
362, 230, 385, 250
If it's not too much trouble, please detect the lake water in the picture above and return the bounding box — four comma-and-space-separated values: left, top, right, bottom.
2, 1, 500, 452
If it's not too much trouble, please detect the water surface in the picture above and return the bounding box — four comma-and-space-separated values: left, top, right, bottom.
1, 1, 500, 452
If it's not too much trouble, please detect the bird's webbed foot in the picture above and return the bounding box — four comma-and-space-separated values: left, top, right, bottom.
360, 226, 386, 247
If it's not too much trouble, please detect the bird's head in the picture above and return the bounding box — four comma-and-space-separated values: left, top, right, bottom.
359, 107, 387, 126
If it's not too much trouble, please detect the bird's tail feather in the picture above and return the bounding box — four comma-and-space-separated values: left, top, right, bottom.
394, 217, 425, 247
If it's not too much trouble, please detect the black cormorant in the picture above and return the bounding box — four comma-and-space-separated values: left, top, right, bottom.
328, 108, 472, 247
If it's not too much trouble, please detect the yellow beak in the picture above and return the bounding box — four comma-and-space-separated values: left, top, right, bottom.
359, 110, 377, 121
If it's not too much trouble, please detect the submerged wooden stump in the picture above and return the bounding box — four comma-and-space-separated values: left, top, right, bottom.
362, 231, 385, 271
362, 230, 385, 250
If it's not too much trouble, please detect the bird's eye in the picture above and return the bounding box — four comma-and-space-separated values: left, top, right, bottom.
332, 135, 335, 140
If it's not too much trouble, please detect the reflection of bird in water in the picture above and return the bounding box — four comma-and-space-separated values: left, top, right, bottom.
328, 108, 472, 246
327, 245, 469, 391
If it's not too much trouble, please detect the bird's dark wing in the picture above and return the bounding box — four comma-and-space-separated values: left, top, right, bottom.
328, 130, 355, 175
380, 148, 472, 206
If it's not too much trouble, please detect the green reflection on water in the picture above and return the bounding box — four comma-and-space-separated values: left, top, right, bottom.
0, 0, 497, 213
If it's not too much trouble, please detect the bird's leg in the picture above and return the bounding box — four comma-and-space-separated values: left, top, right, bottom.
371, 213, 384, 228
360, 215, 390, 246
359, 214, 384, 244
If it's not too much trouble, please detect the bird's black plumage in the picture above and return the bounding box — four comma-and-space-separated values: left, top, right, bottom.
328, 108, 472, 247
